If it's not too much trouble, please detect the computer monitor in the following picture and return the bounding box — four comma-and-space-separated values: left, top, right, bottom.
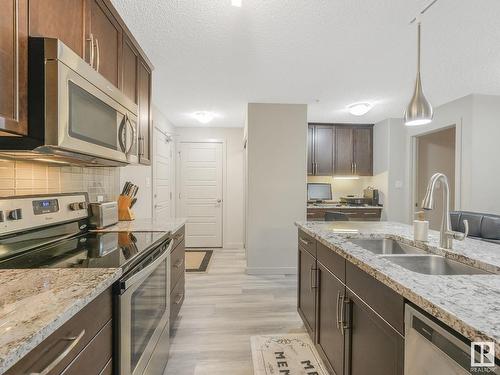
307, 183, 332, 202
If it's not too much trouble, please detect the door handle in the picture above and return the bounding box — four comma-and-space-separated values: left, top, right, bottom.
340, 296, 350, 336
94, 37, 100, 72
86, 34, 95, 68
309, 265, 317, 291
336, 291, 342, 329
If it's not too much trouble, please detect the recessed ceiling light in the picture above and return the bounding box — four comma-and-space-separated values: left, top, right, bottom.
347, 103, 374, 116
192, 111, 216, 124
231, 0, 242, 7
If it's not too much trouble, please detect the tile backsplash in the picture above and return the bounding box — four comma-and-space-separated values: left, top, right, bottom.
0, 160, 119, 202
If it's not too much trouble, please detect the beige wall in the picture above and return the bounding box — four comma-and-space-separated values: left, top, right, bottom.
307, 175, 374, 201
0, 160, 119, 202
246, 103, 307, 275
176, 127, 245, 249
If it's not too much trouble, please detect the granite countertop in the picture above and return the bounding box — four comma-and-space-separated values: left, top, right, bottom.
0, 268, 121, 374
94, 218, 186, 233
307, 203, 382, 209
295, 221, 500, 355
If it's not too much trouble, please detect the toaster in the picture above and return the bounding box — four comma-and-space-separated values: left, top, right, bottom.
89, 201, 118, 229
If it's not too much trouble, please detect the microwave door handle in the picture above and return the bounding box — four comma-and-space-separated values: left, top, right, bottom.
125, 116, 136, 155
118, 115, 127, 153
121, 241, 172, 291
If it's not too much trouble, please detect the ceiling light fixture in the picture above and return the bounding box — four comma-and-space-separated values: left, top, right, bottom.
231, 0, 242, 7
404, 20, 433, 126
347, 103, 374, 116
192, 111, 216, 124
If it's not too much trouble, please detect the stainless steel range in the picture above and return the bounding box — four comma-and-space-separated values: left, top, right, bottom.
0, 193, 171, 375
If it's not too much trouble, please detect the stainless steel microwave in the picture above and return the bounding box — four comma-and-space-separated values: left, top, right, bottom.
0, 37, 138, 166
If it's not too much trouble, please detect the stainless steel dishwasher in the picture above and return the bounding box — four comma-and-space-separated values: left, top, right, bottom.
405, 304, 499, 375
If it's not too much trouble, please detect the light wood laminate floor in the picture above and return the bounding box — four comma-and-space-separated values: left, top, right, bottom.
164, 248, 304, 374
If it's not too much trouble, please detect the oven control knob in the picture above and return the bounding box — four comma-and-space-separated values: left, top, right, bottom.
78, 202, 88, 210
69, 202, 80, 211
8, 209, 22, 221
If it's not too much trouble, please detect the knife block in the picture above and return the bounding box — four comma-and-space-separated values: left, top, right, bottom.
118, 195, 135, 221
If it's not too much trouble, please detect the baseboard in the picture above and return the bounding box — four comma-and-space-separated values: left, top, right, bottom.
245, 266, 297, 275
224, 242, 244, 249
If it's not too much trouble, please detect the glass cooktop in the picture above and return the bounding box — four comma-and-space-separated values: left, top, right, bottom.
0, 229, 167, 272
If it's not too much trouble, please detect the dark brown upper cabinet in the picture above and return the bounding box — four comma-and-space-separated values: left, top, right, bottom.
29, 0, 91, 63
89, 0, 122, 87
8, 0, 154, 164
0, 0, 28, 136
308, 123, 373, 177
334, 125, 373, 176
138, 59, 152, 165
308, 124, 335, 176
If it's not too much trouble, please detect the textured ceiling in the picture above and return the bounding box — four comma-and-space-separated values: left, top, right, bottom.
111, 0, 500, 127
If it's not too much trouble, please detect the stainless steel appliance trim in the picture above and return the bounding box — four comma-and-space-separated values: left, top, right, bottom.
118, 240, 171, 375
122, 241, 172, 290
48, 59, 137, 164
404, 304, 488, 374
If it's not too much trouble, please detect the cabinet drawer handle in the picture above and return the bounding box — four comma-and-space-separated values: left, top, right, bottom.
176, 233, 185, 243
86, 34, 95, 68
363, 212, 378, 216
30, 329, 85, 375
299, 237, 310, 246
94, 37, 100, 72
310, 265, 317, 290
174, 293, 184, 305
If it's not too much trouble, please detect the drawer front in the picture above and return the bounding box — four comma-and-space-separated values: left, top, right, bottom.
61, 321, 112, 375
171, 226, 185, 251
298, 229, 316, 257
99, 359, 112, 375
6, 289, 112, 375
346, 262, 404, 334
170, 239, 185, 293
337, 209, 381, 221
307, 209, 325, 221
317, 242, 345, 282
170, 275, 185, 322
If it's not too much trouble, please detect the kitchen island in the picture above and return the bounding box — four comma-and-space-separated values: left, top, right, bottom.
296, 220, 500, 374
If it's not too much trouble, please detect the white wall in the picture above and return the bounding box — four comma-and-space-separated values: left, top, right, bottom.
119, 105, 176, 219
246, 103, 307, 275
175, 127, 245, 249
374, 94, 500, 223
371, 118, 407, 222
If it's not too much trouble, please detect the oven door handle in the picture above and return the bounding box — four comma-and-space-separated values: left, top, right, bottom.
121, 240, 172, 291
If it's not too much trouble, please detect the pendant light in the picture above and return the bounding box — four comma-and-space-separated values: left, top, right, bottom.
404, 21, 433, 126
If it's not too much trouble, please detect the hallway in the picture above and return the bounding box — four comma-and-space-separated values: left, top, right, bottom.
164, 248, 303, 374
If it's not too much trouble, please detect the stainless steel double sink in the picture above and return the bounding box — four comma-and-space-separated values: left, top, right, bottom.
349, 238, 490, 275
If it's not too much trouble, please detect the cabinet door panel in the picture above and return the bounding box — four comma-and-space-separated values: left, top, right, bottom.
29, 0, 88, 61
90, 0, 121, 87
334, 127, 354, 175
122, 35, 138, 103
307, 125, 314, 175
353, 127, 373, 176
314, 125, 334, 176
298, 247, 316, 338
138, 59, 152, 164
347, 291, 404, 375
316, 264, 345, 375
0, 0, 28, 135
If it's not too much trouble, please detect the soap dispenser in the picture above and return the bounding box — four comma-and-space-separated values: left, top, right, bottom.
414, 211, 429, 242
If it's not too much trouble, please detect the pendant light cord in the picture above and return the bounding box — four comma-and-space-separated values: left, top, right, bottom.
417, 22, 421, 73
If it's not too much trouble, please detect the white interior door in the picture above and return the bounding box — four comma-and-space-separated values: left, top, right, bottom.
179, 142, 223, 248
153, 128, 173, 220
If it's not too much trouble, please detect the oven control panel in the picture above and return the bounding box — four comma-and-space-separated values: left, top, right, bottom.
0, 193, 89, 236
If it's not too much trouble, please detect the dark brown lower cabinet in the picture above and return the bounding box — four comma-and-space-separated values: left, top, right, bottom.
297, 231, 404, 375
346, 291, 404, 375
298, 246, 316, 337
316, 262, 346, 375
